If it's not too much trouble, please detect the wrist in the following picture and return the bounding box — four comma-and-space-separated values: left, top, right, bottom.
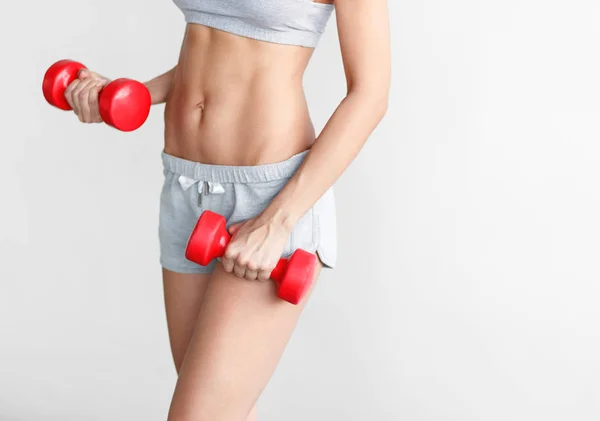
259, 170, 308, 231
259, 204, 298, 233
144, 82, 165, 105
143, 67, 176, 105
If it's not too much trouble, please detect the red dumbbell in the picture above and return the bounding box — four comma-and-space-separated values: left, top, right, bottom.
185, 210, 317, 305
42, 59, 151, 132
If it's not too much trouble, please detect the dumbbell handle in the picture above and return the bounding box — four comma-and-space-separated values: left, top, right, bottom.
43, 59, 151, 132
196, 222, 291, 285
186, 211, 317, 304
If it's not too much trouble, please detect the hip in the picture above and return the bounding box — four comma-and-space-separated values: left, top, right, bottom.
158, 149, 337, 274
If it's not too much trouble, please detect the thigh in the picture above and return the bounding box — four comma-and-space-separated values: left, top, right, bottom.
162, 268, 211, 373
167, 262, 322, 421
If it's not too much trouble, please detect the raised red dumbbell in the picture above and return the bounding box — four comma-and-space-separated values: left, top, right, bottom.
185, 210, 317, 305
42, 59, 151, 132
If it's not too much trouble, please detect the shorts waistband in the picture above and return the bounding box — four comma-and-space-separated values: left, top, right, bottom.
161, 150, 308, 183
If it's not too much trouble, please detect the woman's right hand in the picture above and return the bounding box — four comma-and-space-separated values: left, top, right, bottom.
64, 69, 110, 123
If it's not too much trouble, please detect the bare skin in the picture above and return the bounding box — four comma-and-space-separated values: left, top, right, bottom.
64, 0, 390, 419
162, 269, 260, 421
162, 270, 209, 374
164, 263, 321, 421
163, 24, 317, 166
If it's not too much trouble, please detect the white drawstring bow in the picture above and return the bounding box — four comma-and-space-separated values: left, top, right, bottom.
178, 175, 225, 206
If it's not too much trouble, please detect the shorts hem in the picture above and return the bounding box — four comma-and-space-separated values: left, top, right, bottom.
160, 258, 215, 274
316, 249, 335, 269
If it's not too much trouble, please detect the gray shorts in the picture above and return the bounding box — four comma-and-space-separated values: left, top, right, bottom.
159, 150, 337, 274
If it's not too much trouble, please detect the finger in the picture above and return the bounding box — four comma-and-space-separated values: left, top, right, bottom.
80, 69, 110, 85
257, 269, 272, 282
257, 256, 276, 281
244, 268, 258, 281
77, 78, 97, 122
233, 263, 246, 279
71, 78, 95, 119
236, 253, 250, 268
78, 69, 91, 80
221, 259, 235, 273
88, 71, 108, 82
221, 257, 235, 273
64, 79, 81, 113
228, 222, 243, 236
223, 245, 239, 269
88, 83, 103, 122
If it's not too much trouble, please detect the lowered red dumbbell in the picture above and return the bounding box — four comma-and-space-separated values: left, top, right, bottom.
42, 59, 151, 132
185, 210, 317, 305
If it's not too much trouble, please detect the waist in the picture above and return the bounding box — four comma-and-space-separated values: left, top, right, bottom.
162, 149, 309, 183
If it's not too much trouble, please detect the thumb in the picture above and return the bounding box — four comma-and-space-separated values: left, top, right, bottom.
228, 222, 243, 236
78, 69, 91, 80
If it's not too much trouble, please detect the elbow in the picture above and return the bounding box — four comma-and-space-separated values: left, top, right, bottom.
373, 92, 389, 120
365, 90, 390, 121
348, 86, 390, 121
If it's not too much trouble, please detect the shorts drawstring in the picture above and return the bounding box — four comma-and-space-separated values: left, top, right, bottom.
178, 175, 225, 207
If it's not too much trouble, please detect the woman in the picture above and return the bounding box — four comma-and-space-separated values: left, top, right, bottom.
63, 0, 390, 419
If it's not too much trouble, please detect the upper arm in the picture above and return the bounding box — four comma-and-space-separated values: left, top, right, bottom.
334, 0, 391, 99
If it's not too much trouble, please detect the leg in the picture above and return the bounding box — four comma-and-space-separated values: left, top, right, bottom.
163, 268, 259, 421
167, 262, 322, 421
162, 268, 210, 372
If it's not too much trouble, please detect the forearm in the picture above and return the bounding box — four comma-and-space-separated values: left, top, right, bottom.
261, 90, 388, 229
144, 66, 177, 105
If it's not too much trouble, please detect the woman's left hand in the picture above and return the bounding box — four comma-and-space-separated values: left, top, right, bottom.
222, 215, 292, 281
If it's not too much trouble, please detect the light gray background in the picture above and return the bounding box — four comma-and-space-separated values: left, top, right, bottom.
1, 0, 599, 420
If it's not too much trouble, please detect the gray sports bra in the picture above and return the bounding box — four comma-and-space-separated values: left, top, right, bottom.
172, 0, 334, 48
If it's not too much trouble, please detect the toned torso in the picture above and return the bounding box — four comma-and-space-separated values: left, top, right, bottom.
164, 24, 319, 166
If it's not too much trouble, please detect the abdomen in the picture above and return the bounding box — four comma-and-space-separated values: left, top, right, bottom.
164, 24, 317, 165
